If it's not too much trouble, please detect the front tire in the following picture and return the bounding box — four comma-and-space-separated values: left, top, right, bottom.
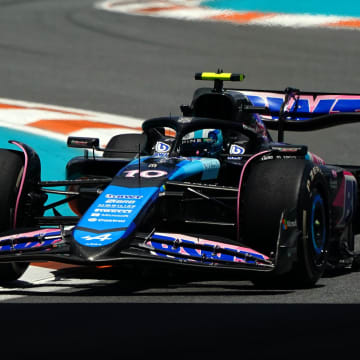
0, 149, 30, 283
241, 159, 329, 288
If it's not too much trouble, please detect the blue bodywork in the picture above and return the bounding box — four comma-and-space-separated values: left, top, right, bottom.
73, 156, 221, 248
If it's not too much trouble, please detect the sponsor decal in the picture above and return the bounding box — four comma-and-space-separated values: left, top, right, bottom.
155, 141, 171, 153
282, 218, 297, 231
98, 204, 135, 209
261, 155, 274, 161
146, 233, 269, 264
177, 117, 192, 124
92, 213, 129, 218
105, 199, 135, 204
97, 219, 125, 223
272, 146, 300, 153
201, 159, 219, 170
81, 233, 113, 242
229, 144, 245, 155
153, 152, 169, 158
243, 92, 360, 120
94, 208, 132, 213
105, 194, 143, 199
75, 185, 158, 246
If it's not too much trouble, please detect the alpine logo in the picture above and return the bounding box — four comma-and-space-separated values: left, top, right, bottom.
81, 233, 113, 242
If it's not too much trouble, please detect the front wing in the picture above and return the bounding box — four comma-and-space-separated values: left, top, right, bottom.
0, 213, 300, 276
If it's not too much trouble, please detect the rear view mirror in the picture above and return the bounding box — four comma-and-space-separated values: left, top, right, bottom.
67, 137, 100, 149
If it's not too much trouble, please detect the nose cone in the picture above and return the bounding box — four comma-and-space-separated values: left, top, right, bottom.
71, 235, 124, 261
73, 184, 159, 247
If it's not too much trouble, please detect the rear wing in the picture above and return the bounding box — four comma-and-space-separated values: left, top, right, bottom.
237, 88, 360, 141
193, 72, 360, 139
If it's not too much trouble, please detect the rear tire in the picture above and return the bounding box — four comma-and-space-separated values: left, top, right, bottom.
0, 149, 30, 283
241, 159, 329, 288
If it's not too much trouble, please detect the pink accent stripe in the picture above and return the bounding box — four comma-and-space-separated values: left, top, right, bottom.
236, 151, 271, 242
197, 238, 269, 259
155, 232, 269, 259
0, 228, 60, 242
9, 141, 29, 229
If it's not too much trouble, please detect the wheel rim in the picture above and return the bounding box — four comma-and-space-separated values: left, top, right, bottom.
310, 194, 326, 259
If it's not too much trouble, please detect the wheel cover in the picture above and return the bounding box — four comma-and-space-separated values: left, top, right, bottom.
310, 194, 326, 259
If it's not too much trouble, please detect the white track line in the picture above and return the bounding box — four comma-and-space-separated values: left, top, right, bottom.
0, 97, 143, 146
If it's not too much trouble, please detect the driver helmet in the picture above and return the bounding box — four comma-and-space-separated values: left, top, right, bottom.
180, 129, 223, 157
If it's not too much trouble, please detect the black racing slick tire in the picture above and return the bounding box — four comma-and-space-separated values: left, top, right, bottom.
241, 159, 329, 289
0, 149, 30, 283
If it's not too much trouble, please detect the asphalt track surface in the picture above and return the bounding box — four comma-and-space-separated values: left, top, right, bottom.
1, 0, 360, 357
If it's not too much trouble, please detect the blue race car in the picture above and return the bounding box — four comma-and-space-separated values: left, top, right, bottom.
0, 71, 359, 288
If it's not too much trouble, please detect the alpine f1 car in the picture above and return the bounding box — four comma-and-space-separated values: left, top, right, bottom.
0, 71, 359, 288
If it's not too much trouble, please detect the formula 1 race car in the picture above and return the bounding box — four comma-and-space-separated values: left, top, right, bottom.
0, 71, 360, 288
